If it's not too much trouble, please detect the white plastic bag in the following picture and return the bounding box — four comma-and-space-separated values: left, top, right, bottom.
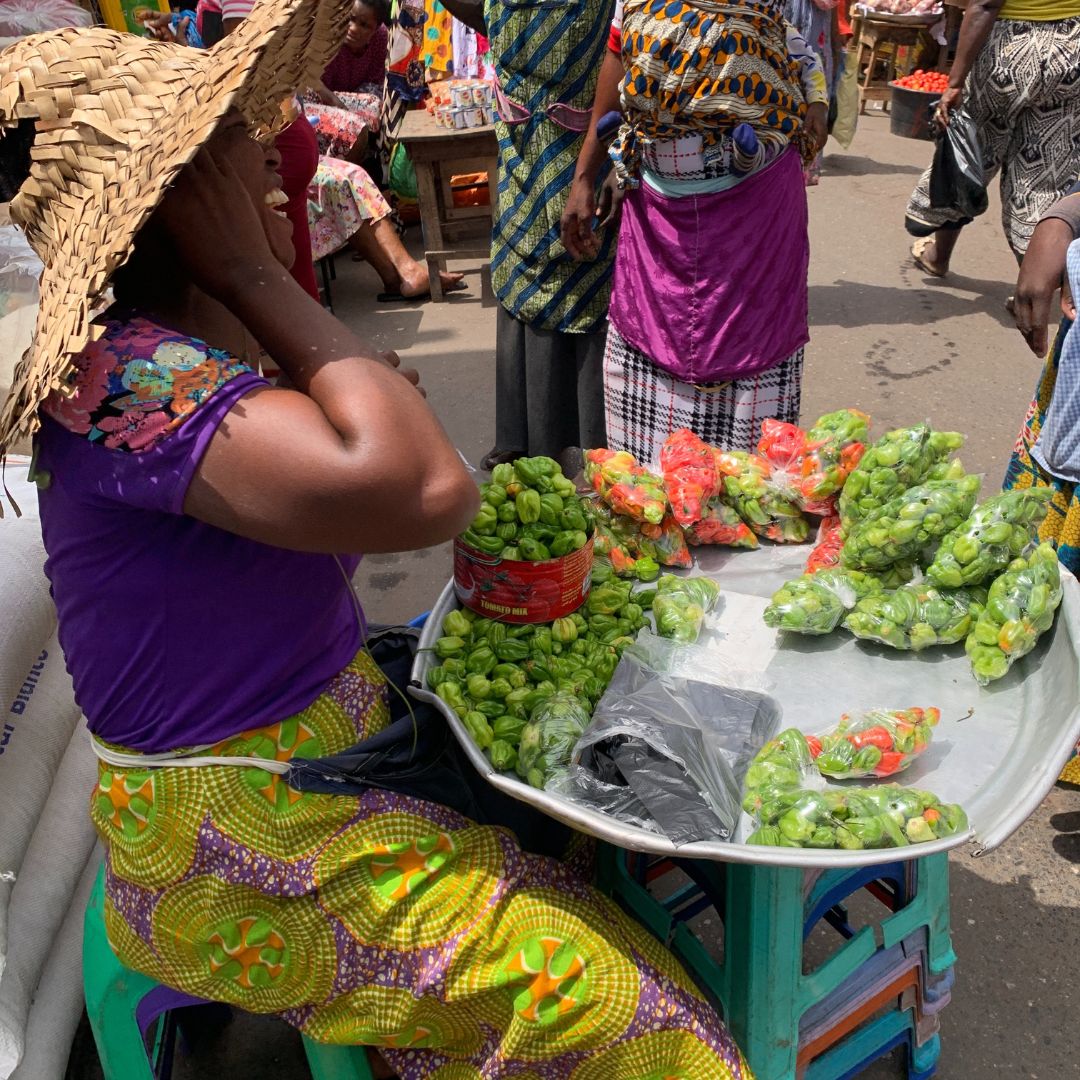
0, 1, 93, 38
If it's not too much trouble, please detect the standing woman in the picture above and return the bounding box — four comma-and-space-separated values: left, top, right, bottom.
564, 0, 828, 464
906, 0, 1080, 276
443, 0, 619, 469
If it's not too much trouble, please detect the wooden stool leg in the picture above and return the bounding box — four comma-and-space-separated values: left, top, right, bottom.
413, 160, 445, 302
857, 40, 871, 114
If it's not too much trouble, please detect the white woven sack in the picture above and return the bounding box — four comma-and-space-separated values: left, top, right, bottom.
0, 724, 97, 1078
8, 849, 100, 1080
0, 638, 82, 985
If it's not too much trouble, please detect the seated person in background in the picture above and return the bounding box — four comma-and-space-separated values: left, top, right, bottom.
304, 0, 390, 162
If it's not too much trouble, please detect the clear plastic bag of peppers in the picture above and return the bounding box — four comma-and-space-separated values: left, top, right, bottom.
587, 496, 691, 575
764, 569, 884, 635
756, 410, 869, 514
809, 708, 940, 779
843, 582, 987, 651
924, 488, 1054, 589
585, 448, 667, 525
966, 542, 1063, 685
714, 450, 810, 543
839, 474, 981, 571
839, 423, 964, 529
652, 573, 722, 644
806, 515, 844, 572
659, 428, 723, 526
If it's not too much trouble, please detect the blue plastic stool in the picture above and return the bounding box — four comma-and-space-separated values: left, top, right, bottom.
598, 847, 953, 1080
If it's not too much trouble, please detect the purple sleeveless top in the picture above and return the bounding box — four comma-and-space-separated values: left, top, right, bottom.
34, 313, 363, 752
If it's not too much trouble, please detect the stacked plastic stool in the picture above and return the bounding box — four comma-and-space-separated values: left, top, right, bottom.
596, 849, 956, 1080
82, 865, 375, 1080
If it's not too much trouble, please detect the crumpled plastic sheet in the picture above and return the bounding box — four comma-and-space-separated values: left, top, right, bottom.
566, 652, 781, 845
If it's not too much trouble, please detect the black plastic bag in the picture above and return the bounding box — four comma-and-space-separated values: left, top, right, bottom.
928, 108, 988, 221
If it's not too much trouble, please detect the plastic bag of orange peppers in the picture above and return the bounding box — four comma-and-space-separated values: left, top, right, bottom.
659, 429, 723, 526
589, 496, 692, 575
757, 410, 869, 515
584, 449, 667, 525
809, 707, 940, 780
806, 516, 844, 572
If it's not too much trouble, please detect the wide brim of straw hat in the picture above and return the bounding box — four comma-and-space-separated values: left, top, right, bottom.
0, 0, 351, 454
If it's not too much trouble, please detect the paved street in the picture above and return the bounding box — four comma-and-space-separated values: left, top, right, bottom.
71, 111, 1080, 1079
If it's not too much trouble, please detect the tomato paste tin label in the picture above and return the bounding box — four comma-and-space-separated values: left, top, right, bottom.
453, 536, 594, 623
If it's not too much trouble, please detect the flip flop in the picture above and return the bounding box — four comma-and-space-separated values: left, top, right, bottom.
377, 281, 468, 303
377, 291, 427, 303
911, 237, 947, 278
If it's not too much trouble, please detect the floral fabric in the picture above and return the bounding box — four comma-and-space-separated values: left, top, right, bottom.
307, 155, 392, 261
41, 315, 252, 453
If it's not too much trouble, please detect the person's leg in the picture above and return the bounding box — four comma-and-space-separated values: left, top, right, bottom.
485, 304, 530, 469
349, 216, 464, 298
575, 325, 609, 453
1000, 21, 1080, 261
905, 25, 1010, 275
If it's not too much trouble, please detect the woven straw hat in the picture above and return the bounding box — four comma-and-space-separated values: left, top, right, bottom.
0, 0, 350, 454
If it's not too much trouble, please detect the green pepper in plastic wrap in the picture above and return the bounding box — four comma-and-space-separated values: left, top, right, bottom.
965, 542, 1063, 685
839, 423, 964, 529
713, 450, 810, 543
763, 570, 883, 635
843, 583, 986, 651
924, 488, 1054, 589
516, 691, 591, 789
584, 448, 668, 525
652, 574, 722, 643
840, 476, 981, 571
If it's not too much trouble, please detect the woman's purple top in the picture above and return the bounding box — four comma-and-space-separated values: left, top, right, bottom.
322, 25, 389, 93
34, 313, 363, 752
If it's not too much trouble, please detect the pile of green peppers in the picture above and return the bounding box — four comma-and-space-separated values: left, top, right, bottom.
427, 583, 651, 781
763, 570, 883, 635
838, 424, 964, 529
966, 542, 1063, 685
715, 451, 810, 543
843, 582, 986, 651
459, 457, 591, 562
924, 488, 1054, 589
742, 729, 968, 850
839, 475, 980, 571
652, 574, 722, 644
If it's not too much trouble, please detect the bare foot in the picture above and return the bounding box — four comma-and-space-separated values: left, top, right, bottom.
398, 265, 466, 298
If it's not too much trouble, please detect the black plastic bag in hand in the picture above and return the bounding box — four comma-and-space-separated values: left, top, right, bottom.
929, 108, 988, 221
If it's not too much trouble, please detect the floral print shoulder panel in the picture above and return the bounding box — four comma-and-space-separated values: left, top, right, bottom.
42, 314, 255, 453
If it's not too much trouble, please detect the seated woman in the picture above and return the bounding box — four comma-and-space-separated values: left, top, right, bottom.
309, 152, 464, 301
304, 0, 389, 163
0, 9, 754, 1079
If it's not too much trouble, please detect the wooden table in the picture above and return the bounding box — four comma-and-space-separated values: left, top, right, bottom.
851, 14, 938, 113
397, 109, 499, 301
